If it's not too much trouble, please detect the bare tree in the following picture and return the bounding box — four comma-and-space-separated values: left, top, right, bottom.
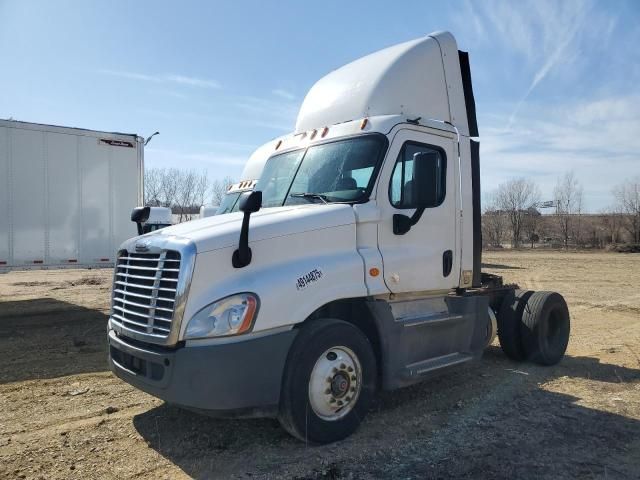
613, 176, 640, 243
193, 171, 210, 208
600, 206, 624, 244
495, 178, 540, 248
482, 192, 507, 247
176, 170, 196, 222
160, 168, 180, 208
211, 176, 236, 206
553, 171, 583, 249
171, 170, 211, 222
144, 168, 163, 206
523, 207, 541, 248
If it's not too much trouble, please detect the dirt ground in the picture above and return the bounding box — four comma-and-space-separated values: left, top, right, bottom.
1, 251, 639, 479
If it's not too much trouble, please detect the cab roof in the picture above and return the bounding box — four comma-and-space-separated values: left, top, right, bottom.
295, 31, 472, 137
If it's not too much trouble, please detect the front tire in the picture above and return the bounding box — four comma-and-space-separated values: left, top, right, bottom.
278, 319, 377, 444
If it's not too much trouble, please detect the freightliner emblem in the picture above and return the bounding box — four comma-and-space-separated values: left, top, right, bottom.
135, 240, 152, 252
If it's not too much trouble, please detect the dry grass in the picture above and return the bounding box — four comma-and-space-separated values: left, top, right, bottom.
1, 251, 639, 479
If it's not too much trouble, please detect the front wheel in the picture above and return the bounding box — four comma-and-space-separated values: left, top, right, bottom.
278, 319, 377, 444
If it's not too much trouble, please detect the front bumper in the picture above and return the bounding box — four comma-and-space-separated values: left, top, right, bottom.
108, 329, 297, 417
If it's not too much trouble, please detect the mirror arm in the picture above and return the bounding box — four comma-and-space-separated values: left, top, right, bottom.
136, 223, 144, 236
232, 190, 262, 268
393, 207, 426, 235
232, 211, 253, 268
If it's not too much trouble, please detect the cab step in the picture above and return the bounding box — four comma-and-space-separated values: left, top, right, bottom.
403, 352, 473, 378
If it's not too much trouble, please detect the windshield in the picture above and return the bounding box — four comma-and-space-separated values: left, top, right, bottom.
255, 135, 386, 208
216, 191, 242, 215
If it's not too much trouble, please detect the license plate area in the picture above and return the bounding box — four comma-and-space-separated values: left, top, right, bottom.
111, 345, 148, 376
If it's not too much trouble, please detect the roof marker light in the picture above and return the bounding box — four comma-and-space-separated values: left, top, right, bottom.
360, 118, 368, 130
321, 127, 329, 138
310, 129, 317, 140
275, 140, 282, 150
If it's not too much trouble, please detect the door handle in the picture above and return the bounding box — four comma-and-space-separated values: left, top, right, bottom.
443, 250, 453, 277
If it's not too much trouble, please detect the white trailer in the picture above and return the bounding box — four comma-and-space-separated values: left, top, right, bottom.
0, 120, 143, 270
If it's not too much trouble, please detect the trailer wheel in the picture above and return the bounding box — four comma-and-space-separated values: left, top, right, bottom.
521, 291, 570, 365
278, 318, 376, 444
497, 289, 534, 361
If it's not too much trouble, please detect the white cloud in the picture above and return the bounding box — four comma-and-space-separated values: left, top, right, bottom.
457, 1, 618, 128
272, 89, 296, 101
98, 69, 220, 89
197, 140, 257, 151
164, 74, 220, 89
480, 96, 640, 211
234, 95, 299, 132
145, 147, 247, 169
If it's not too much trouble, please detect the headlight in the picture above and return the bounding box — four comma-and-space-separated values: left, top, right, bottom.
184, 293, 258, 340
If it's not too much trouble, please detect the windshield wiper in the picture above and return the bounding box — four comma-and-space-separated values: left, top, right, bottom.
289, 192, 329, 204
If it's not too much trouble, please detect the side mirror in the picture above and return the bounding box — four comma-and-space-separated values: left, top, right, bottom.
393, 152, 442, 235
131, 206, 151, 235
233, 191, 262, 268
412, 151, 441, 207
239, 190, 262, 213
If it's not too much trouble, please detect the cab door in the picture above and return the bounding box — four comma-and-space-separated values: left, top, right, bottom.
376, 128, 459, 293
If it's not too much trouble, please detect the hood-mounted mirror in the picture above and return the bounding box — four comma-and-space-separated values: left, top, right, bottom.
131, 206, 151, 235
232, 191, 262, 268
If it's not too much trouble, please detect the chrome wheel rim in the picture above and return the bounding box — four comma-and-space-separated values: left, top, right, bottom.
308, 346, 362, 421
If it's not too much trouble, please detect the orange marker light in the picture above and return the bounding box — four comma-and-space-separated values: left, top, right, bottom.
321, 127, 329, 137
369, 267, 380, 277
310, 129, 317, 140
238, 295, 258, 334
360, 118, 368, 130
275, 140, 282, 150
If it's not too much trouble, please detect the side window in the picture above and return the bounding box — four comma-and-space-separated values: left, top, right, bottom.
389, 142, 446, 209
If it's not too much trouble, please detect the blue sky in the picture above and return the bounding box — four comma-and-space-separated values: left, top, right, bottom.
1, 0, 639, 211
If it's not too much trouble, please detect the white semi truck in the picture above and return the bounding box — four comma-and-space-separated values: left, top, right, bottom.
0, 120, 143, 270
215, 139, 281, 215
108, 32, 570, 444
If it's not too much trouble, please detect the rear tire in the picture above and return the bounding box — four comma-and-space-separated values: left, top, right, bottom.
278, 318, 376, 444
521, 291, 570, 365
497, 289, 533, 361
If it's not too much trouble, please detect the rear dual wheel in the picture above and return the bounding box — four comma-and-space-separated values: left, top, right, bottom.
497, 290, 570, 365
278, 319, 376, 444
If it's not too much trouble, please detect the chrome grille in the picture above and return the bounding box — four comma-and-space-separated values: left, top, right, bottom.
111, 250, 181, 337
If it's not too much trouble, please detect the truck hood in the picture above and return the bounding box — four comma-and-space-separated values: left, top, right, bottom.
148, 204, 356, 253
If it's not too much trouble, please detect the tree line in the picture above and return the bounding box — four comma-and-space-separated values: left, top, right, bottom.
483, 173, 640, 249
144, 168, 235, 221
143, 166, 640, 247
